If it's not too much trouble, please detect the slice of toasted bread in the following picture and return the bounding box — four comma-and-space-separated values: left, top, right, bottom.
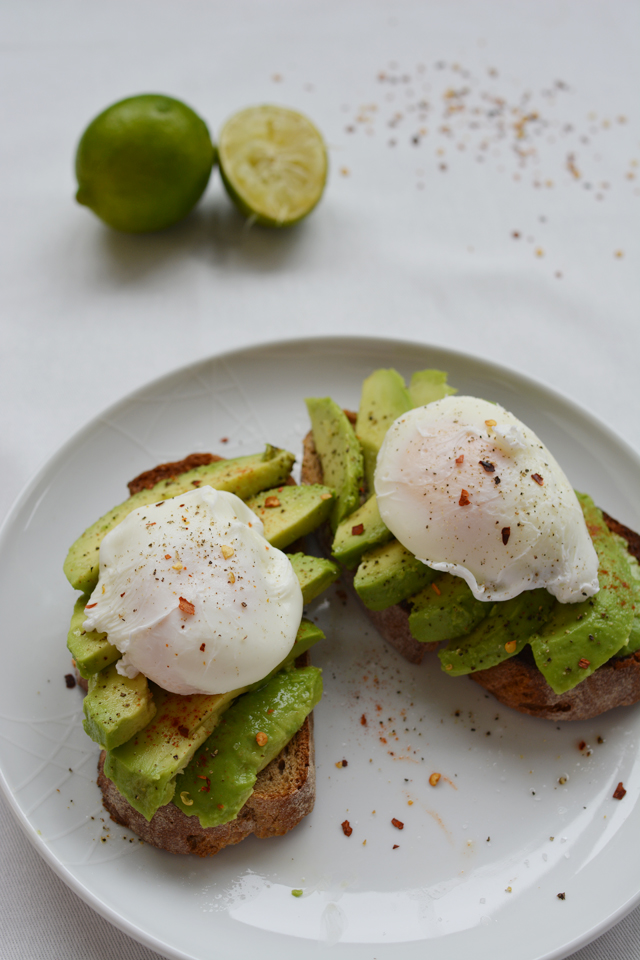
97, 710, 315, 856
302, 430, 640, 720
81, 454, 318, 854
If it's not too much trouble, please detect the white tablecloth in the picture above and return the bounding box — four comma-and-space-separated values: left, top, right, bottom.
1, 2, 638, 957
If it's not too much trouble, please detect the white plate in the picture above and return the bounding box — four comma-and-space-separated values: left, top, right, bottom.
1, 336, 639, 960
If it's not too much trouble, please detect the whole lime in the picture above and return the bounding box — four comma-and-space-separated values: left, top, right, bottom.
75, 94, 215, 233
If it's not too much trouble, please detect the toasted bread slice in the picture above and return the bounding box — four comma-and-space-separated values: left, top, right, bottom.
97, 707, 316, 856
80, 453, 319, 854
302, 430, 640, 720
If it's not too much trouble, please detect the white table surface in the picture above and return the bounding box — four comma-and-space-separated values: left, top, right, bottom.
1, 2, 639, 958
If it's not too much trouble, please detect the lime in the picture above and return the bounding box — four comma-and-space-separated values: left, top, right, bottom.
75, 94, 215, 233
218, 105, 327, 227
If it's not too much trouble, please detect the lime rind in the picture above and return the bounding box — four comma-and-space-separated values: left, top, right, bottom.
218, 104, 327, 227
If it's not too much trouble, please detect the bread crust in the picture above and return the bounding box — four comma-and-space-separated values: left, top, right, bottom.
302, 429, 640, 720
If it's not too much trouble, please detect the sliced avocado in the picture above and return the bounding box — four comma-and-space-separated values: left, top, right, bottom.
408, 369, 457, 407
529, 495, 636, 693
331, 495, 392, 568
305, 398, 363, 531
102, 617, 324, 820
174, 665, 322, 826
355, 369, 411, 496
354, 539, 437, 610
408, 573, 490, 644
67, 595, 119, 679
83, 663, 156, 750
246, 483, 334, 550
438, 589, 555, 675
103, 686, 235, 819
615, 549, 640, 656
289, 552, 340, 604
64, 445, 296, 595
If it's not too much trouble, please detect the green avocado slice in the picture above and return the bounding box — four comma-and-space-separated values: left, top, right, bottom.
64, 445, 296, 595
82, 663, 156, 750
173, 665, 322, 826
354, 539, 437, 611
102, 618, 324, 821
245, 483, 334, 550
288, 553, 340, 604
529, 494, 636, 693
409, 573, 490, 644
408, 369, 457, 407
67, 595, 119, 679
355, 369, 412, 496
305, 397, 363, 531
331, 494, 393, 568
438, 589, 555, 675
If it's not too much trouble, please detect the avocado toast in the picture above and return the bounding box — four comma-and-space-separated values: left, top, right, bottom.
65, 446, 339, 855
302, 368, 640, 721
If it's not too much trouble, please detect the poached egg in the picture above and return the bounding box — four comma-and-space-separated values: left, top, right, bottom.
374, 395, 599, 603
83, 487, 303, 695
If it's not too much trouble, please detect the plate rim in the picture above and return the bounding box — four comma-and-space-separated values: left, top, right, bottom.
1, 332, 639, 960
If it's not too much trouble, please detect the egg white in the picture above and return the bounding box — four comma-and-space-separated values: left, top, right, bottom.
374, 396, 599, 603
83, 487, 303, 695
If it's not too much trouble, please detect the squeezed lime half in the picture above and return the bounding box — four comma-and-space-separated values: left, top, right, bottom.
218, 104, 328, 227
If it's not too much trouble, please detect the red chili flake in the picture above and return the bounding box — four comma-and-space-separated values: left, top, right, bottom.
335, 759, 348, 768
431, 582, 441, 596
217, 803, 225, 810
178, 725, 189, 738
85, 603, 97, 609
459, 489, 471, 506
64, 673, 76, 689
191, 480, 201, 487
613, 782, 627, 800
179, 597, 195, 616
341, 820, 353, 837
164, 554, 172, 560
264, 496, 280, 508
501, 527, 511, 545
120, 592, 126, 598
352, 523, 365, 536
256, 731, 268, 747
393, 844, 400, 849
578, 658, 590, 669
557, 892, 566, 900
479, 460, 495, 473
360, 714, 367, 725
197, 775, 211, 793
200, 643, 206, 652
531, 473, 544, 486
220, 437, 229, 443
578, 740, 586, 751
391, 818, 404, 830
455, 454, 464, 465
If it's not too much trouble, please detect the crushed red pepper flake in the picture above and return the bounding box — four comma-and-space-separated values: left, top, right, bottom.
578, 658, 590, 669
459, 489, 471, 506
391, 818, 404, 830
557, 892, 566, 900
178, 725, 189, 738
360, 714, 367, 725
455, 454, 464, 465
335, 759, 348, 768
179, 597, 195, 616
502, 526, 511, 545
613, 782, 627, 800
341, 820, 353, 837
352, 523, 365, 536
393, 844, 400, 849
197, 775, 211, 793
431, 582, 441, 595
479, 460, 495, 473
256, 731, 268, 747
531, 473, 544, 486
264, 496, 280, 508
199, 643, 206, 652
64, 673, 76, 689
85, 602, 97, 609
